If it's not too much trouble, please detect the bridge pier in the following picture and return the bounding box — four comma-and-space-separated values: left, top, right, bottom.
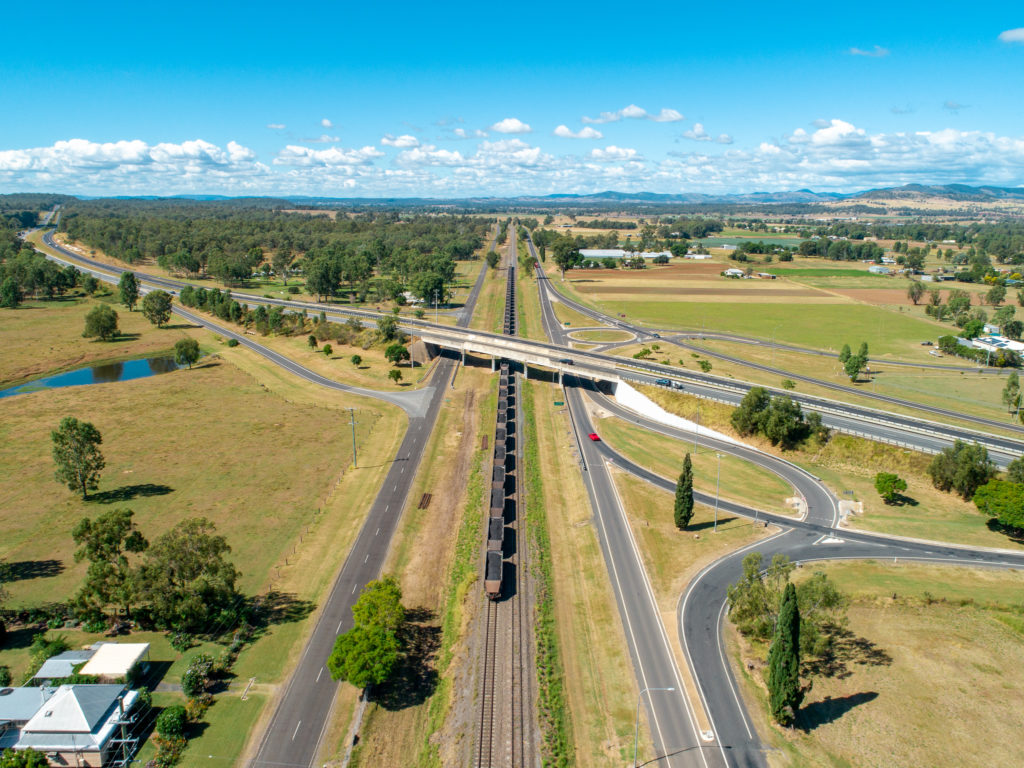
461, 350, 466, 366
491, 356, 496, 372
524, 364, 529, 380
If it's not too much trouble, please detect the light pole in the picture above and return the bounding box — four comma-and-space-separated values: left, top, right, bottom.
434, 289, 439, 324
634, 686, 675, 768
348, 408, 358, 468
714, 452, 722, 532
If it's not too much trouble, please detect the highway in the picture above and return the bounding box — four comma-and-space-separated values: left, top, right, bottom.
528, 235, 1024, 767
33, 229, 1024, 465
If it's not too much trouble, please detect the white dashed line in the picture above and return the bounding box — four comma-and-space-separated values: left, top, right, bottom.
292, 721, 301, 740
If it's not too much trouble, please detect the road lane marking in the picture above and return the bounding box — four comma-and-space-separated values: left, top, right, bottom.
375, 527, 380, 536
364, 554, 369, 563
351, 584, 357, 594
316, 667, 324, 683
292, 721, 301, 740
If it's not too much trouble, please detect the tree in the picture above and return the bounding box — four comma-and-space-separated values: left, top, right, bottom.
552, 239, 581, 278
352, 576, 405, 633
906, 280, 925, 305
962, 318, 985, 339
0, 748, 49, 768
376, 314, 398, 342
674, 454, 694, 529
0, 277, 22, 308
1004, 319, 1023, 341
72, 508, 148, 619
388, 369, 402, 384
857, 341, 868, 359
762, 396, 805, 449
1006, 456, 1024, 483
136, 518, 240, 632
731, 387, 771, 435
307, 335, 318, 350
385, 343, 410, 366
52, 417, 105, 499
351, 354, 362, 366
874, 472, 907, 504
118, 272, 139, 311
947, 289, 971, 316
174, 338, 200, 369
837, 344, 851, 364
272, 249, 292, 285
767, 582, 802, 726
973, 480, 1024, 533
82, 303, 119, 341
155, 704, 188, 737
844, 354, 865, 382
327, 623, 401, 689
141, 290, 173, 328
486, 250, 500, 269
927, 440, 996, 500
1002, 372, 1021, 413
322, 343, 333, 357
986, 283, 1007, 306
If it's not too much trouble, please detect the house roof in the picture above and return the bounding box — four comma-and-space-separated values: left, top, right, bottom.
0, 686, 56, 726
32, 650, 96, 680
78, 643, 149, 678
16, 687, 138, 754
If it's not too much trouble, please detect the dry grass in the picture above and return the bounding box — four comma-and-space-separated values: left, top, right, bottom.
568, 329, 634, 343
730, 562, 1024, 768
532, 382, 648, 766
550, 299, 600, 329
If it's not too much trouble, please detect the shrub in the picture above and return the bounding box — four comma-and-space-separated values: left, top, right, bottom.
169, 632, 194, 652
155, 705, 188, 738
0, 665, 10, 686
288, 286, 300, 294
226, 338, 239, 347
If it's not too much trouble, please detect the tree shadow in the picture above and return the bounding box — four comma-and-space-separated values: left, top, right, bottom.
163, 322, 200, 330
136, 660, 174, 690
246, 591, 316, 642
803, 625, 892, 681
1, 559, 64, 583
797, 691, 878, 731
686, 516, 737, 532
986, 517, 1024, 543
109, 333, 142, 343
370, 607, 439, 711
88, 483, 173, 505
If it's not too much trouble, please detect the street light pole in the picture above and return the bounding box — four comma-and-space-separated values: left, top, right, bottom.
634, 686, 675, 768
348, 408, 358, 468
434, 289, 439, 324
714, 452, 722, 532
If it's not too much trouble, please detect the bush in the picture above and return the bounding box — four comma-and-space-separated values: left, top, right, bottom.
82, 618, 106, 634
287, 286, 300, 294
152, 734, 187, 768
0, 665, 10, 686
169, 632, 194, 652
226, 338, 239, 347
155, 705, 188, 738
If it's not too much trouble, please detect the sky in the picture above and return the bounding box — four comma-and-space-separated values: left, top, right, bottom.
2, 1, 1023, 198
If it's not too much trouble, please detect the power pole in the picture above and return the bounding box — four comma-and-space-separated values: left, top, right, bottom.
348, 408, 358, 468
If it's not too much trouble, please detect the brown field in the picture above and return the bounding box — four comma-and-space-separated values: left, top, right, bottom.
578, 285, 826, 298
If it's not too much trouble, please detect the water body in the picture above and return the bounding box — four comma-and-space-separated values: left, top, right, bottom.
0, 355, 187, 399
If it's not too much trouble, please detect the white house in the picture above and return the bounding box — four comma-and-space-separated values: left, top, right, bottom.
78, 643, 149, 684
722, 268, 746, 278
684, 253, 713, 260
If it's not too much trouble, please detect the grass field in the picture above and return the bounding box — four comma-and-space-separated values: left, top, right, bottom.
532, 381, 649, 766
633, 386, 1024, 551
591, 413, 796, 516
569, 329, 633, 343
730, 562, 1024, 768
550, 299, 599, 329
0, 300, 409, 768
0, 295, 194, 387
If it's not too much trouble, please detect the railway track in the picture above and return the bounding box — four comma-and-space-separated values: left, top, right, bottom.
475, 223, 536, 767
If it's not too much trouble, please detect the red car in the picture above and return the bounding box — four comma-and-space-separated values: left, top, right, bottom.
588, 433, 600, 441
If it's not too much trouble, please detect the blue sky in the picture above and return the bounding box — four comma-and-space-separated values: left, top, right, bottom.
2, 1, 1023, 197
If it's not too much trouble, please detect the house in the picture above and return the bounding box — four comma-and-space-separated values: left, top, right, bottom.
0, 687, 56, 751
722, 268, 746, 278
14, 684, 140, 768
920, 274, 934, 282
868, 265, 891, 275
32, 650, 96, 685
78, 644, 149, 684
684, 253, 713, 260
983, 323, 1000, 335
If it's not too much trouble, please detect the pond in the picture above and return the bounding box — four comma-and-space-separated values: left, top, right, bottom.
0, 355, 188, 399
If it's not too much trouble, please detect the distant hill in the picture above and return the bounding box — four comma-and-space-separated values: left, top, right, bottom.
854, 184, 1024, 202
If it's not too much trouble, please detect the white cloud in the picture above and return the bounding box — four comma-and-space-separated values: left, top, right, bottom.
999, 27, 1024, 43
275, 144, 384, 166
582, 105, 684, 124
849, 45, 889, 57
681, 123, 734, 144
452, 128, 488, 139
267, 123, 286, 130
301, 134, 340, 144
395, 144, 466, 167
321, 118, 333, 128
589, 145, 640, 162
381, 134, 420, 148
491, 117, 532, 134
553, 125, 603, 139
944, 100, 968, 112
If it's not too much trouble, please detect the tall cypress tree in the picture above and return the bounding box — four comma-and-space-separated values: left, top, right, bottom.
674, 454, 694, 529
767, 581, 803, 726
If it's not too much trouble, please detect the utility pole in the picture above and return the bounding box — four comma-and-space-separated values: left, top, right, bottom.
348, 408, 358, 468
434, 289, 439, 324
633, 687, 675, 768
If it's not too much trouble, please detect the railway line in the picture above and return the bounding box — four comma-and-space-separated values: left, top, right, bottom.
475, 225, 537, 767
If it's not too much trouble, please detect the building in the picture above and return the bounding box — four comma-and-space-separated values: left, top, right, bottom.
756, 272, 777, 280
868, 265, 891, 275
14, 684, 139, 768
578, 249, 671, 260
0, 687, 56, 751
78, 643, 150, 684
722, 268, 746, 278
32, 650, 97, 685
684, 253, 713, 260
